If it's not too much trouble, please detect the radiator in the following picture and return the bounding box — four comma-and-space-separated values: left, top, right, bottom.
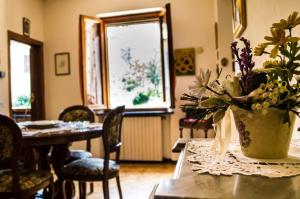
120, 117, 163, 161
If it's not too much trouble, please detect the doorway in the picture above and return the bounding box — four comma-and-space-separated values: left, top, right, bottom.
8, 31, 45, 121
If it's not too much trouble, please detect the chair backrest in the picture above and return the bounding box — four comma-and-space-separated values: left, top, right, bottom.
0, 114, 22, 168
59, 105, 95, 152
58, 105, 95, 122
102, 106, 125, 164
0, 114, 22, 196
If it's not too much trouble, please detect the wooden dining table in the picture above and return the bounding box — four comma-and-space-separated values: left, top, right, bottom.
19, 121, 103, 199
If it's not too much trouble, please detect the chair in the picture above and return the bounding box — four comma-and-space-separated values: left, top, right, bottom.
179, 117, 213, 139
0, 114, 54, 199
58, 105, 95, 192
172, 117, 214, 153
58, 105, 95, 161
59, 106, 125, 199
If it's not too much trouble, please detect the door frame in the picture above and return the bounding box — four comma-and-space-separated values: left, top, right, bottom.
7, 31, 45, 120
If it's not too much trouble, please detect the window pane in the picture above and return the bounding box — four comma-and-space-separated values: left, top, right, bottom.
84, 20, 102, 105
107, 21, 167, 109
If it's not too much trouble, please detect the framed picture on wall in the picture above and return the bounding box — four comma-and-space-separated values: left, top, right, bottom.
232, 0, 246, 38
55, 52, 70, 76
174, 48, 195, 76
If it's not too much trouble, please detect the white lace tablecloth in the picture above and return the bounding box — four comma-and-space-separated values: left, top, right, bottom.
187, 139, 300, 178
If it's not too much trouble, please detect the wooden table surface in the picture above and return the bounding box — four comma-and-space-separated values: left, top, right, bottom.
21, 123, 103, 146
153, 141, 300, 199
20, 122, 103, 199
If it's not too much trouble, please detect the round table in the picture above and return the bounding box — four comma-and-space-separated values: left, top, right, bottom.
21, 122, 103, 199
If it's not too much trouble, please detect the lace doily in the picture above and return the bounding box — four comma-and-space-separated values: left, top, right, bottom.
187, 140, 300, 178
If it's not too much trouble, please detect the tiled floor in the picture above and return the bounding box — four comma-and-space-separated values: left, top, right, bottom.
73, 163, 175, 199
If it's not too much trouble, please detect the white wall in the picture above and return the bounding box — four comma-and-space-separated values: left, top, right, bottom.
242, 0, 300, 138
2, 0, 298, 160
243, 0, 300, 67
42, 0, 217, 159
0, 0, 8, 115
169, 0, 216, 159
215, 0, 233, 79
43, 0, 216, 119
0, 0, 44, 115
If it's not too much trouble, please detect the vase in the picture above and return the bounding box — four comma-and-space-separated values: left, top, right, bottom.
231, 106, 296, 159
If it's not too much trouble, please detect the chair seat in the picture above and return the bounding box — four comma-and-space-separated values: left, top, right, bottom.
0, 169, 52, 192
60, 158, 119, 181
69, 150, 92, 160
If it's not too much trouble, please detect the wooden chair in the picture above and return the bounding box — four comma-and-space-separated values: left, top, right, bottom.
58, 105, 95, 192
172, 117, 214, 153
59, 106, 125, 199
179, 117, 213, 139
0, 114, 54, 199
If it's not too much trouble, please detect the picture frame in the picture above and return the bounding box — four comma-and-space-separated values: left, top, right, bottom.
55, 52, 70, 76
23, 17, 30, 37
174, 48, 195, 76
232, 0, 246, 38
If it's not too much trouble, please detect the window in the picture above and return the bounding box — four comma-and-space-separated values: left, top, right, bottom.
80, 4, 174, 110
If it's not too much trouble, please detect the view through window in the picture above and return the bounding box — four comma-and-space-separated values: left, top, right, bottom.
107, 22, 167, 108
10, 40, 31, 110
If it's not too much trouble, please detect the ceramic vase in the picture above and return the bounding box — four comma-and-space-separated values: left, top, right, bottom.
231, 106, 296, 159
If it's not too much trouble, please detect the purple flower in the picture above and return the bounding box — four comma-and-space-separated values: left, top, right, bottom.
231, 37, 256, 95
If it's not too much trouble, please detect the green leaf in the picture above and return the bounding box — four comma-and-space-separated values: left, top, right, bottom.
295, 54, 300, 60
200, 98, 226, 108
204, 112, 214, 120
213, 109, 226, 123
132, 92, 149, 105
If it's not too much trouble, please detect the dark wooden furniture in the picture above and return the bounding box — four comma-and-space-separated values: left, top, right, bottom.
58, 105, 95, 193
153, 139, 300, 198
58, 105, 95, 161
0, 114, 54, 199
21, 121, 103, 199
59, 106, 125, 199
179, 118, 213, 139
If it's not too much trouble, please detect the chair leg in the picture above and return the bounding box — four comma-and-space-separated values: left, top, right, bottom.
116, 176, 123, 199
102, 179, 109, 199
49, 177, 55, 199
204, 129, 208, 138
79, 182, 86, 199
62, 180, 67, 199
89, 182, 94, 193
179, 127, 183, 138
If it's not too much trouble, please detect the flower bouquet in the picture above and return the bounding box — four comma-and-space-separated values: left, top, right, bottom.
181, 12, 300, 159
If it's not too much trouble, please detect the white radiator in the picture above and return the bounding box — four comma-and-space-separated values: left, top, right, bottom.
120, 117, 163, 161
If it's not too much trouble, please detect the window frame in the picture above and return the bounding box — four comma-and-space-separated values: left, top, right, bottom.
79, 3, 175, 111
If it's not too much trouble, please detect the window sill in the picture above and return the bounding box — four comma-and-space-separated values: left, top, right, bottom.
95, 108, 174, 117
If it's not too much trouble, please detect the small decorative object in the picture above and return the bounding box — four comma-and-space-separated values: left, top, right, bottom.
55, 52, 70, 76
232, 0, 246, 38
23, 17, 30, 37
220, 57, 228, 67
174, 48, 195, 76
181, 12, 300, 159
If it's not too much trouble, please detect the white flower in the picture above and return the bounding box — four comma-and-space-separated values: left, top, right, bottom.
189, 69, 211, 96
